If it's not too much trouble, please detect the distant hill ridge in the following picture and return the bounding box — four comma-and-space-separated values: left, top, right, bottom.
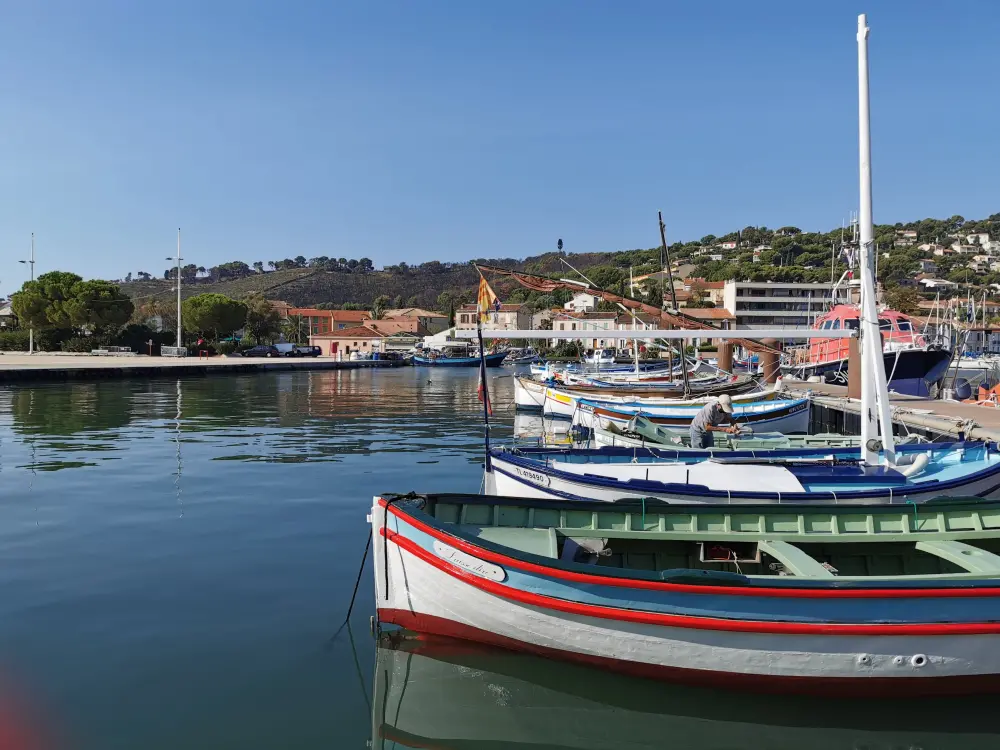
119, 251, 617, 310
118, 211, 999, 309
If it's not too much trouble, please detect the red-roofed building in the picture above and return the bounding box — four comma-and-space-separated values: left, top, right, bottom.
288, 308, 371, 336
385, 308, 449, 334
308, 325, 386, 358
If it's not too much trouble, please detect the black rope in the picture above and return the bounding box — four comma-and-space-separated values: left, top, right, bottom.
329, 532, 372, 643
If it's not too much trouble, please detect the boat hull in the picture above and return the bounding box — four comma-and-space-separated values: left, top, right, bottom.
374, 498, 1000, 695
514, 376, 548, 409
542, 384, 778, 420
783, 348, 951, 397
413, 352, 508, 367
487, 442, 1000, 505
571, 396, 809, 433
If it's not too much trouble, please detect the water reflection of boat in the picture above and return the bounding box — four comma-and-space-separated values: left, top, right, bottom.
512, 413, 572, 447
413, 350, 507, 367
372, 634, 1000, 750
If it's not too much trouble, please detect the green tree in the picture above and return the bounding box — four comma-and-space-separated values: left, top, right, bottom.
282, 314, 306, 344
11, 272, 132, 333
243, 294, 282, 343
876, 253, 919, 285
65, 279, 135, 332
11, 271, 81, 330
883, 285, 922, 314
370, 294, 390, 320
182, 294, 247, 339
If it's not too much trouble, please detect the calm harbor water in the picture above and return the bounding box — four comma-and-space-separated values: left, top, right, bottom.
0, 368, 997, 749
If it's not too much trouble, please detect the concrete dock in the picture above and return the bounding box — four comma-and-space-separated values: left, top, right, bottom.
782, 381, 1000, 442
0, 353, 407, 382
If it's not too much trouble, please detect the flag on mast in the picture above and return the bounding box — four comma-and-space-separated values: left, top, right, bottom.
477, 272, 501, 324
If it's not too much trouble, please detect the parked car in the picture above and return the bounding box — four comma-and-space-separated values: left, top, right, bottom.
274, 343, 299, 357
240, 345, 281, 358
293, 345, 321, 357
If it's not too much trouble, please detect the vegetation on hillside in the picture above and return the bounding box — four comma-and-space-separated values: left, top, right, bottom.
113, 212, 1000, 314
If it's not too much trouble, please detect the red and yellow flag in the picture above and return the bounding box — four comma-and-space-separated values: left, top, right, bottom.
477, 273, 500, 325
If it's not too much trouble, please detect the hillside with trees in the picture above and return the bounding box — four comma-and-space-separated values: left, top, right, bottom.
117, 212, 1000, 313
6, 210, 996, 353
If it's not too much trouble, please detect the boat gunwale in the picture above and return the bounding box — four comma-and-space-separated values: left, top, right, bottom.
378, 495, 1000, 596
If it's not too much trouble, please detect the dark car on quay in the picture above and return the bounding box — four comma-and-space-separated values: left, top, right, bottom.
239, 345, 281, 358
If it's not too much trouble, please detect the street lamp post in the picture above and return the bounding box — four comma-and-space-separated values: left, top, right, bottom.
18, 233, 35, 355
166, 228, 182, 348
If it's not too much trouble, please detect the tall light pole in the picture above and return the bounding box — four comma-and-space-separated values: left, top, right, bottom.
166, 228, 182, 348
18, 233, 35, 354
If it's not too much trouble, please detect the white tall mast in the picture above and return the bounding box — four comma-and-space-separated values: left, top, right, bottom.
857, 13, 896, 466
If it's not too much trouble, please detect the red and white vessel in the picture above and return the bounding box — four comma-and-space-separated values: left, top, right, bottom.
782, 304, 951, 396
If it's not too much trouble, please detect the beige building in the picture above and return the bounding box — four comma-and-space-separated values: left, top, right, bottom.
456, 303, 531, 331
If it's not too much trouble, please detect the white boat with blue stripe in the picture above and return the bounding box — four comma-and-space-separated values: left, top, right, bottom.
486, 441, 1000, 505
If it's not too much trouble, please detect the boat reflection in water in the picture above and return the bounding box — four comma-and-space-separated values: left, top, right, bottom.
512, 413, 572, 447
372, 632, 1000, 750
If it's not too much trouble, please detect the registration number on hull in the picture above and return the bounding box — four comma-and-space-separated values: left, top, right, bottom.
511, 465, 550, 486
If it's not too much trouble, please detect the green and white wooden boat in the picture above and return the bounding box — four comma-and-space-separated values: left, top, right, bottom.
592, 413, 865, 451
374, 491, 1000, 695
374, 634, 1000, 748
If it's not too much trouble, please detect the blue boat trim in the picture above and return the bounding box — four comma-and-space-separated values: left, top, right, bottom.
488, 441, 1000, 502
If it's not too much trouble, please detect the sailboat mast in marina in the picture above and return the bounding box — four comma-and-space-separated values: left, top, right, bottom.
856, 13, 896, 466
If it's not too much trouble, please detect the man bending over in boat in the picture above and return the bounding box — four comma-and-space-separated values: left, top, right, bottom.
689, 393, 737, 449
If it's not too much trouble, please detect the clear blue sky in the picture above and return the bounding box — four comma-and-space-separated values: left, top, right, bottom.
1, 0, 997, 294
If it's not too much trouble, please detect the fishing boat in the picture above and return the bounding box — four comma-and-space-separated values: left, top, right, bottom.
503, 347, 543, 365
373, 635, 1000, 747
781, 305, 951, 397
538, 378, 770, 418
543, 378, 763, 416
413, 350, 508, 367
373, 491, 1000, 695
514, 371, 747, 410
569, 393, 805, 433
486, 440, 1000, 504
593, 413, 864, 451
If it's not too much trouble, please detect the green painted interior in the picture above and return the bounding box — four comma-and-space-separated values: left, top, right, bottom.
427, 497, 1000, 581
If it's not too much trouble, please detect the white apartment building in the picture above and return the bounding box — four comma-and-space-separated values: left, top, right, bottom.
551, 312, 619, 349
722, 280, 841, 335
563, 291, 599, 313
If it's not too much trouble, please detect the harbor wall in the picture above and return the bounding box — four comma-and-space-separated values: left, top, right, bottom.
0, 355, 408, 383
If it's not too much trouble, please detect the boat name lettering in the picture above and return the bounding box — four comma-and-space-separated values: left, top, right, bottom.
433, 542, 507, 582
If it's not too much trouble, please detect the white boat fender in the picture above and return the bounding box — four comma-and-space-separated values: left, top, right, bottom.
898, 453, 929, 478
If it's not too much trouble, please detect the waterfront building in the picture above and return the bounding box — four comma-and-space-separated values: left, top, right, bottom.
383, 308, 449, 334
456, 303, 530, 331
551, 311, 618, 349
722, 280, 840, 335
